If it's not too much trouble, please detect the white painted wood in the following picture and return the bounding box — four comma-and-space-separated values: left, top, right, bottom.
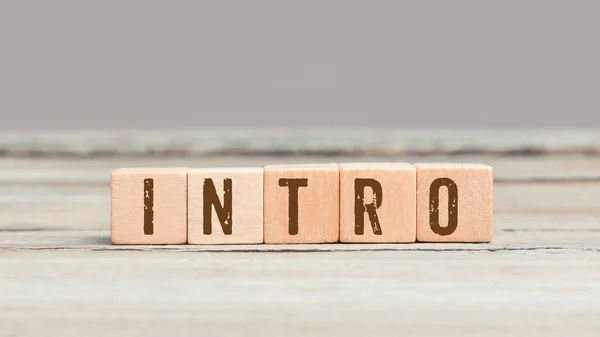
0, 154, 599, 336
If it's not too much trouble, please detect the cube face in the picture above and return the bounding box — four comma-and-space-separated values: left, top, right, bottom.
416, 164, 493, 243
110, 168, 189, 244
339, 163, 416, 243
264, 164, 340, 244
187, 168, 263, 244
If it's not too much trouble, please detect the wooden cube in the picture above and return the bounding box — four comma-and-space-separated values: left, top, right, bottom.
339, 163, 416, 243
187, 167, 263, 244
264, 164, 339, 244
416, 164, 493, 242
111, 168, 189, 244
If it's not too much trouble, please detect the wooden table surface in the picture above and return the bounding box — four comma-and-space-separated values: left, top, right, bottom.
1, 130, 599, 337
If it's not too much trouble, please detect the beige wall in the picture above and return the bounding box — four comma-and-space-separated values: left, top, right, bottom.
0, 1, 598, 129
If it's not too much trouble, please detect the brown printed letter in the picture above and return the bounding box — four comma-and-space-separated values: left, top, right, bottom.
429, 177, 458, 236
143, 178, 154, 235
203, 178, 233, 235
354, 178, 383, 235
279, 178, 308, 235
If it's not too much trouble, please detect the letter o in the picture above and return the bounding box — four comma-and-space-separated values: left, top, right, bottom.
429, 178, 458, 236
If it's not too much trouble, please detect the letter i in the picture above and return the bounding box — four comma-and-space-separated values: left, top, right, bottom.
144, 178, 154, 235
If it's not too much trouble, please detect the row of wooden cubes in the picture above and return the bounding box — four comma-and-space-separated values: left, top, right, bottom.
111, 163, 493, 245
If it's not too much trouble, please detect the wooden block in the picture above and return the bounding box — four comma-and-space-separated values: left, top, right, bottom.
416, 164, 493, 243
339, 163, 416, 243
111, 168, 189, 244
264, 164, 339, 244
187, 167, 263, 244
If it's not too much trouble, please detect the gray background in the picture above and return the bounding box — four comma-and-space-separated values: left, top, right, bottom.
0, 1, 598, 130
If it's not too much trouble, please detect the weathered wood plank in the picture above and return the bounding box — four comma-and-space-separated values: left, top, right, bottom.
3, 155, 600, 183
1, 249, 599, 337
0, 154, 599, 336
1, 230, 599, 251
1, 129, 600, 157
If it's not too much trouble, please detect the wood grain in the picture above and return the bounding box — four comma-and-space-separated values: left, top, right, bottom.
110, 168, 189, 244
1, 153, 599, 337
188, 167, 263, 244
264, 164, 340, 244
416, 164, 493, 242
339, 163, 416, 243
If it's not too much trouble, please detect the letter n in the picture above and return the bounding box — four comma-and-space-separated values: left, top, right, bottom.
203, 178, 233, 235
